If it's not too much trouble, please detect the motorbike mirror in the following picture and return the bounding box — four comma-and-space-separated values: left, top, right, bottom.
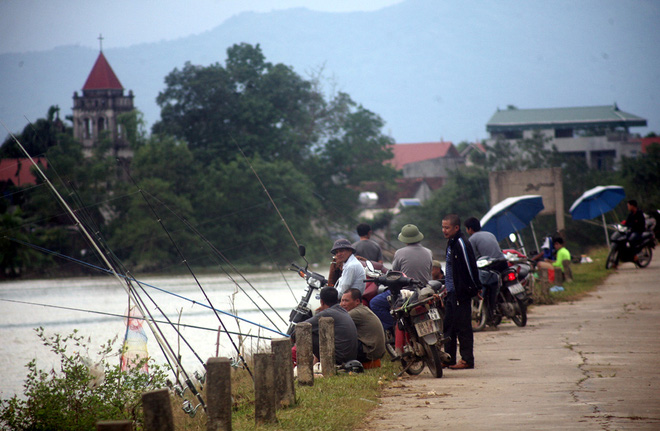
298, 245, 306, 257
509, 233, 517, 243
365, 260, 375, 272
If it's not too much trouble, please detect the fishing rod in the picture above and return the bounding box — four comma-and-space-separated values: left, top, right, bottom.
140, 188, 289, 328
7, 237, 288, 337
120, 163, 253, 378
0, 298, 271, 339
2, 122, 207, 412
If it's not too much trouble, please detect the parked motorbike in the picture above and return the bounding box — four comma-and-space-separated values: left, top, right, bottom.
503, 250, 536, 299
472, 257, 528, 331
287, 245, 327, 335
605, 223, 656, 269
369, 266, 448, 378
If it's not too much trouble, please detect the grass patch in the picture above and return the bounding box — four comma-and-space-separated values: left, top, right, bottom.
173, 359, 400, 430
549, 247, 612, 301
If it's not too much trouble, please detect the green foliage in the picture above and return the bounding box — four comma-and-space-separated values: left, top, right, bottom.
0, 106, 67, 158
0, 328, 169, 431
485, 131, 560, 171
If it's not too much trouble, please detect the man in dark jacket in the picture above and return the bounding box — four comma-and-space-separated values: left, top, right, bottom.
442, 213, 481, 369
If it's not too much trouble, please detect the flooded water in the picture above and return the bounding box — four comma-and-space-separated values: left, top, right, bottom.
0, 269, 319, 398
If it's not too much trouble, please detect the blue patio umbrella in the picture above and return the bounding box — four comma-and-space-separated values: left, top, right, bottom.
480, 195, 545, 251
569, 185, 625, 247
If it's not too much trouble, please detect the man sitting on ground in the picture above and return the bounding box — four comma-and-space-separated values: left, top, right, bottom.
340, 288, 386, 365
296, 287, 358, 365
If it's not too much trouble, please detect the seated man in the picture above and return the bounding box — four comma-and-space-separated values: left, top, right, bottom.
294, 287, 358, 365
340, 288, 386, 364
537, 236, 571, 274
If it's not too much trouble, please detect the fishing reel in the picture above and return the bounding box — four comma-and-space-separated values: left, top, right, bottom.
173, 384, 188, 398
194, 370, 206, 390
182, 399, 202, 418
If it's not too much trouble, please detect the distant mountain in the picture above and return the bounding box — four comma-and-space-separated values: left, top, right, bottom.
1, 0, 658, 144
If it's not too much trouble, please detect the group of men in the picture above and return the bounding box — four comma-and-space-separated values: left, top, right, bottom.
296, 216, 483, 371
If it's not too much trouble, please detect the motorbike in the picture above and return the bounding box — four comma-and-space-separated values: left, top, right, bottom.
368, 264, 448, 378
472, 257, 528, 332
287, 245, 328, 335
605, 223, 656, 269
503, 250, 536, 300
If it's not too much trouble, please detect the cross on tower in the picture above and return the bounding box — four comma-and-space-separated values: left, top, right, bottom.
98, 33, 104, 51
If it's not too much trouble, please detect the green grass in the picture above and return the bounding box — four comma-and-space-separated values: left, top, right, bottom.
173, 360, 400, 430
548, 246, 612, 301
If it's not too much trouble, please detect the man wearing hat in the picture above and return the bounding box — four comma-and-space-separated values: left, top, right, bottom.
392, 224, 433, 285
331, 238, 366, 298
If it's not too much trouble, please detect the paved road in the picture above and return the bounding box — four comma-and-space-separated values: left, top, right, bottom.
360, 258, 660, 430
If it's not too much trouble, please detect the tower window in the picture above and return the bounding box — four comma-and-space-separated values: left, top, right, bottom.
98, 117, 106, 132
84, 118, 92, 139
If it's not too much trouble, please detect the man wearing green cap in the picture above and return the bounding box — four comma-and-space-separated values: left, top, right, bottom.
392, 224, 433, 285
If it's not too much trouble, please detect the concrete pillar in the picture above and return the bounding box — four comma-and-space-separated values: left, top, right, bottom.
271, 337, 296, 408
96, 420, 133, 431
141, 388, 174, 431
319, 317, 336, 377
206, 357, 232, 431
295, 322, 314, 386
254, 353, 277, 425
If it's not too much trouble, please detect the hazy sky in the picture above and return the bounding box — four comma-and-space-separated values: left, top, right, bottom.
0, 0, 403, 54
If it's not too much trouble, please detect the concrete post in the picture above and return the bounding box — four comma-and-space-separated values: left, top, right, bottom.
271, 337, 296, 408
295, 322, 314, 386
141, 388, 174, 431
319, 316, 336, 377
96, 420, 133, 431
254, 352, 277, 425
206, 357, 232, 431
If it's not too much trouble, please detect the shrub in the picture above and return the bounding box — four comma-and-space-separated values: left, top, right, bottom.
0, 327, 169, 430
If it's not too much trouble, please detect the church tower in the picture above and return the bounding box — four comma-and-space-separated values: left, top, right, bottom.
72, 45, 134, 158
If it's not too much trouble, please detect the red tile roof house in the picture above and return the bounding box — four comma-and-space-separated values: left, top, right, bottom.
356, 141, 463, 217
0, 158, 47, 187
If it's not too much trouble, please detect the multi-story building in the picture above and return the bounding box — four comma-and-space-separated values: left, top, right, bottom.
486, 104, 647, 170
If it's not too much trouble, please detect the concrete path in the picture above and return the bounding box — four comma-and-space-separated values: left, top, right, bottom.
360, 258, 660, 430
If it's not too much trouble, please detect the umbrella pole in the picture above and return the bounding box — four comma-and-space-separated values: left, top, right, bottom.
602, 213, 610, 248
530, 220, 540, 253
518, 232, 526, 256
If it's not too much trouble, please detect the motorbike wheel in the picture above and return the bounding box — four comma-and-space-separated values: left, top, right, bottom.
401, 356, 426, 376
422, 341, 443, 378
605, 247, 618, 269
635, 246, 653, 268
511, 297, 527, 327
471, 297, 487, 332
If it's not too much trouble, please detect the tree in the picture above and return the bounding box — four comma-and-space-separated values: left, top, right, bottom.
153, 43, 323, 164
0, 106, 67, 158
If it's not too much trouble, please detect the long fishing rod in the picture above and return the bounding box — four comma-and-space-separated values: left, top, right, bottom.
2, 122, 206, 411
140, 188, 288, 328
120, 164, 253, 378
0, 298, 271, 339
7, 237, 288, 337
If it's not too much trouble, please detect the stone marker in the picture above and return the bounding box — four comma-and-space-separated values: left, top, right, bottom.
206, 357, 232, 431
96, 420, 133, 431
319, 316, 336, 377
142, 388, 174, 431
296, 322, 314, 386
254, 352, 277, 425
271, 337, 296, 408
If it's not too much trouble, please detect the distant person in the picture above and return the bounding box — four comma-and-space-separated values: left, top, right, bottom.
352, 223, 384, 263
340, 288, 386, 364
622, 199, 646, 244
442, 214, 481, 370
432, 260, 445, 282
537, 236, 571, 273
464, 217, 506, 324
392, 224, 433, 285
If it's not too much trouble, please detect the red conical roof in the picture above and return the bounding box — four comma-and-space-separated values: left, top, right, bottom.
82, 51, 123, 90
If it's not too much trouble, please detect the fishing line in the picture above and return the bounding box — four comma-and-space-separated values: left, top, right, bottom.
2, 122, 206, 410
0, 299, 271, 339
6, 237, 288, 337
261, 238, 297, 302
141, 188, 289, 328
120, 163, 253, 378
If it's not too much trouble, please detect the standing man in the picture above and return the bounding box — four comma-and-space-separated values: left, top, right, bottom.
392, 224, 433, 285
352, 223, 384, 263
340, 288, 386, 364
464, 217, 507, 324
442, 214, 481, 370
331, 239, 365, 297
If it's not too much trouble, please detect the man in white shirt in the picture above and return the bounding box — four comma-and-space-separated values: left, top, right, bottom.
331, 238, 366, 298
